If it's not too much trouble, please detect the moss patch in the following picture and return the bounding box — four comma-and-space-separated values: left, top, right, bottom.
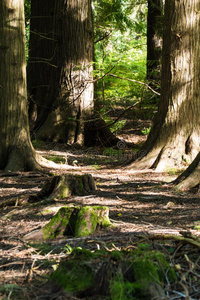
51, 247, 176, 299
51, 261, 94, 295
75, 206, 111, 237
42, 206, 75, 239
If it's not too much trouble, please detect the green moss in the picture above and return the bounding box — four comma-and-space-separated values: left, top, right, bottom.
133, 257, 160, 283
44, 155, 65, 164
75, 206, 111, 237
42, 207, 74, 239
50, 248, 176, 299
71, 248, 94, 260
51, 261, 94, 293
110, 275, 134, 300
111, 250, 123, 261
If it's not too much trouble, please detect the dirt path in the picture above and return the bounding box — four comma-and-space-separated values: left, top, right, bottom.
0, 147, 200, 299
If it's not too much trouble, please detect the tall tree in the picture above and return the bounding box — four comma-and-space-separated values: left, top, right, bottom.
27, 0, 94, 145
129, 0, 200, 172
0, 0, 40, 171
147, 0, 162, 92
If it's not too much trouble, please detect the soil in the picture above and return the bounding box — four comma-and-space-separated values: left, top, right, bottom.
0, 120, 200, 299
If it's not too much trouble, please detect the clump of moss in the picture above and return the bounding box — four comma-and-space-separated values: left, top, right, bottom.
50, 247, 176, 299
52, 261, 94, 295
42, 206, 75, 239
75, 206, 112, 237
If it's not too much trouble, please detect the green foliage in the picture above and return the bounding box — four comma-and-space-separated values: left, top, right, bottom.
93, 0, 149, 121
141, 126, 151, 135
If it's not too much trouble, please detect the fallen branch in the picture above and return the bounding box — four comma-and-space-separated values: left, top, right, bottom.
149, 231, 200, 248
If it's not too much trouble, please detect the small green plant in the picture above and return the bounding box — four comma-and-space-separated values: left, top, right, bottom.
194, 221, 200, 231
92, 164, 100, 170
141, 126, 151, 135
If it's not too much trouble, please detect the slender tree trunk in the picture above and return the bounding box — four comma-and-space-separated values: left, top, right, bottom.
27, 0, 94, 145
147, 0, 163, 93
130, 0, 200, 172
0, 0, 40, 171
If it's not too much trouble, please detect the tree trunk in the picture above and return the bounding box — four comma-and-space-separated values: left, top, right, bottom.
147, 0, 163, 94
0, 0, 40, 171
129, 0, 200, 172
27, 0, 94, 145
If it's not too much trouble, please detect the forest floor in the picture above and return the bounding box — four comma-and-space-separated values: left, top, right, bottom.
0, 117, 200, 299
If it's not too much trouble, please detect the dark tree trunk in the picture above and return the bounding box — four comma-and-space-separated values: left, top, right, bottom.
0, 0, 40, 171
147, 0, 163, 94
27, 0, 94, 145
27, 0, 61, 134
129, 0, 200, 172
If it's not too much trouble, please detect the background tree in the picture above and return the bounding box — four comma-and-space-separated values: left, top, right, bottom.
147, 0, 163, 95
27, 0, 94, 145
0, 0, 40, 171
128, 0, 200, 172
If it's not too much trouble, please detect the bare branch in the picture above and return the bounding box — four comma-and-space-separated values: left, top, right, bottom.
107, 73, 161, 96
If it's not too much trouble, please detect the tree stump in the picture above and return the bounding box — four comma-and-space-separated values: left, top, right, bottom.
24, 206, 111, 241
49, 247, 176, 299
28, 174, 96, 203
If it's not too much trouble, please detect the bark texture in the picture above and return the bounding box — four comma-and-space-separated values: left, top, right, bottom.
147, 0, 163, 90
27, 0, 94, 145
131, 0, 200, 172
0, 0, 40, 171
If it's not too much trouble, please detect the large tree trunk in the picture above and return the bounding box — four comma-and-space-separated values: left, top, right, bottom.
27, 0, 94, 145
0, 0, 40, 171
147, 0, 163, 93
129, 0, 200, 172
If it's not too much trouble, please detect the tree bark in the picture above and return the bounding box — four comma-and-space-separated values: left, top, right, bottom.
129, 0, 200, 172
147, 0, 163, 94
27, 0, 94, 145
0, 0, 40, 171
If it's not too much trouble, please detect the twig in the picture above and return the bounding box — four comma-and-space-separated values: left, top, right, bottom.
96, 100, 141, 130
107, 73, 161, 96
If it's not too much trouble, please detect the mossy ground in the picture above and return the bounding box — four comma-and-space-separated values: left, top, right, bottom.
51, 247, 176, 299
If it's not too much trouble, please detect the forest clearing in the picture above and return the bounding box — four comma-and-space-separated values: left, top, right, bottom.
1, 0, 200, 298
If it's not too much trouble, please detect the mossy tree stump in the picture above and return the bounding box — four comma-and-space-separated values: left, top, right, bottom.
50, 247, 176, 299
43, 206, 111, 239
24, 206, 111, 241
29, 174, 96, 203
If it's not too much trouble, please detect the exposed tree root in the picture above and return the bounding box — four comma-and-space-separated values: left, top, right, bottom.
173, 152, 200, 191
